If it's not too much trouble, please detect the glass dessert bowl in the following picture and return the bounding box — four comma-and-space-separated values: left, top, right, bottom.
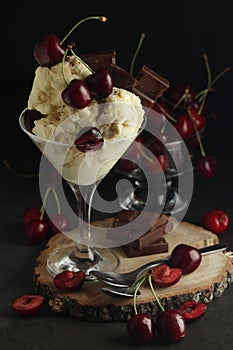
19, 107, 144, 279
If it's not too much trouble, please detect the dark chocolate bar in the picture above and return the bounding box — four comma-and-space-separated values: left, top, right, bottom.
132, 222, 167, 250
123, 237, 168, 257
133, 64, 169, 107
109, 64, 138, 90
80, 49, 117, 71
112, 209, 140, 227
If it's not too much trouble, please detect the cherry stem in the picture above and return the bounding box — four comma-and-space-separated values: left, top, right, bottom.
133, 274, 148, 315
40, 186, 52, 220
197, 53, 230, 115
171, 88, 190, 114
60, 16, 107, 45
148, 273, 165, 312
52, 187, 61, 215
62, 46, 70, 86
3, 159, 38, 178
187, 108, 206, 157
130, 33, 146, 76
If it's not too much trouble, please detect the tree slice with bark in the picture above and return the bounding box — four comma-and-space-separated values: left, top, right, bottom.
33, 220, 233, 322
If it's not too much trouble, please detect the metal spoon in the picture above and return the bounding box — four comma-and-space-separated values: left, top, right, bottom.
101, 285, 138, 297
90, 244, 227, 288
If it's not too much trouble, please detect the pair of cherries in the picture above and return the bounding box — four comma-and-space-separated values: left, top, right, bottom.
61, 68, 113, 109
157, 85, 217, 179
127, 243, 206, 344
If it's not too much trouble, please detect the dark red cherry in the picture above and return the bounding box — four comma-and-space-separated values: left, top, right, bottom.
85, 68, 113, 99
22, 207, 41, 227
202, 209, 229, 234
48, 214, 71, 236
75, 127, 104, 152
24, 109, 43, 132
24, 218, 48, 245
175, 114, 194, 139
54, 270, 85, 291
170, 243, 202, 274
12, 294, 44, 316
61, 79, 92, 109
188, 107, 206, 131
156, 310, 186, 343
127, 313, 155, 344
144, 152, 169, 175
33, 33, 65, 67
151, 264, 182, 287
144, 135, 165, 156
196, 155, 216, 178
177, 300, 207, 321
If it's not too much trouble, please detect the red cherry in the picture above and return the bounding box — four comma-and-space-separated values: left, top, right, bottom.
202, 209, 230, 234
117, 158, 138, 172
24, 109, 43, 132
170, 243, 202, 274
188, 107, 206, 131
33, 33, 65, 67
177, 300, 207, 321
151, 264, 182, 287
75, 127, 104, 152
156, 310, 186, 343
196, 155, 217, 178
61, 79, 92, 109
54, 270, 85, 291
12, 295, 44, 316
175, 114, 194, 139
85, 68, 113, 99
24, 218, 48, 245
22, 207, 41, 227
127, 313, 155, 344
144, 153, 169, 175
143, 134, 165, 156
47, 214, 71, 236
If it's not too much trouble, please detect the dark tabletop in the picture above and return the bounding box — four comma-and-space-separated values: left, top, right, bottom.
1, 1, 233, 349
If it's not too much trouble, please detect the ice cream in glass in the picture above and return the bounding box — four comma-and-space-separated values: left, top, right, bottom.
19, 16, 145, 278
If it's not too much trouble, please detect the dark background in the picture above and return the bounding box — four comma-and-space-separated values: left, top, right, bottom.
2, 0, 233, 165
1, 1, 233, 349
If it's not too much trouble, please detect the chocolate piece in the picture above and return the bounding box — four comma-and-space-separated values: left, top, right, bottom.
132, 222, 167, 250
109, 64, 138, 90
133, 64, 169, 107
112, 210, 140, 227
123, 237, 168, 257
108, 211, 173, 249
80, 49, 117, 71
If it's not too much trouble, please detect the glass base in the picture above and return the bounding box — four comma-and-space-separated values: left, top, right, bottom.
47, 246, 120, 280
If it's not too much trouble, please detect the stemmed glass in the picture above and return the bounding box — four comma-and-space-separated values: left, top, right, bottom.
19, 107, 144, 279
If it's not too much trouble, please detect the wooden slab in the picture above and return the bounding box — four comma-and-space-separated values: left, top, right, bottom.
33, 220, 233, 322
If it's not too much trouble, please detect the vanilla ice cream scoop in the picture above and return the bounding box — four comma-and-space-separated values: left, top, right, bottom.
27, 55, 144, 185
